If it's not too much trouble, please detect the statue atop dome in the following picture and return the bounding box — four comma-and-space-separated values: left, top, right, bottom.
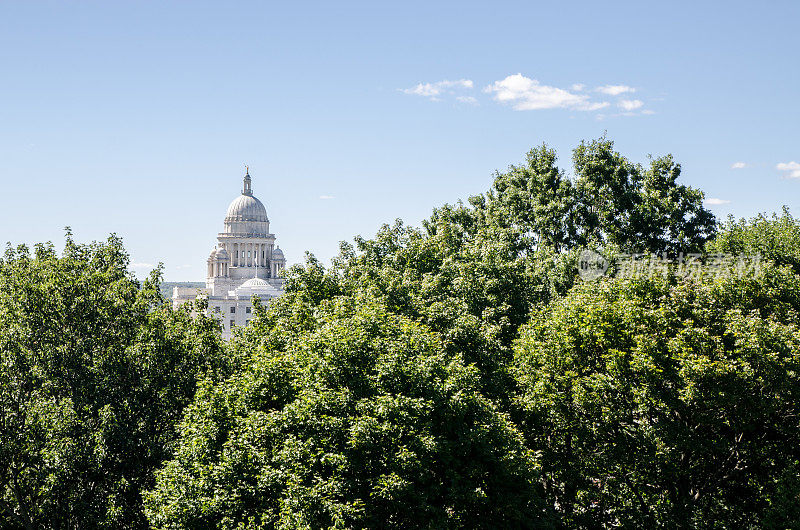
242, 165, 253, 196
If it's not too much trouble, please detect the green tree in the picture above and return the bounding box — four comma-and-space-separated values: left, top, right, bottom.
708, 206, 800, 275
145, 297, 551, 529
631, 154, 714, 254
485, 144, 578, 252
300, 139, 713, 401
514, 265, 800, 528
147, 137, 725, 528
479, 139, 715, 255
571, 138, 715, 253
0, 233, 225, 529
333, 219, 570, 400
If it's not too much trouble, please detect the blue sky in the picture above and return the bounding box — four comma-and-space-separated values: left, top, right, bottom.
1, 1, 798, 281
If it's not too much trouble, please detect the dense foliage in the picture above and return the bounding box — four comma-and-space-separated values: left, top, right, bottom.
708, 206, 800, 275
145, 298, 550, 529
144, 138, 725, 528
0, 233, 225, 528
486, 139, 715, 254
514, 266, 800, 528
5, 138, 800, 528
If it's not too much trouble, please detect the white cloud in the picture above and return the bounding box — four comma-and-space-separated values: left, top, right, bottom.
402, 75, 643, 114
401, 79, 474, 100
704, 198, 731, 206
731, 161, 747, 169
582, 101, 611, 111
319, 195, 336, 200
175, 264, 192, 269
484, 74, 608, 111
131, 262, 154, 269
596, 84, 636, 96
641, 109, 656, 115
618, 99, 644, 111
777, 161, 800, 179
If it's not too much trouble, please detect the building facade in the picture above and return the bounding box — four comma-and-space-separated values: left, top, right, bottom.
172, 169, 286, 338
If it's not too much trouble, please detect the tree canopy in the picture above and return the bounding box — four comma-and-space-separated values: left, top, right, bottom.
5, 138, 799, 529
514, 264, 800, 528
0, 233, 225, 529
707, 206, 800, 275
485, 139, 715, 254
145, 298, 551, 529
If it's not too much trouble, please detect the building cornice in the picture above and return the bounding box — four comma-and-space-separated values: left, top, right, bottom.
217, 232, 276, 240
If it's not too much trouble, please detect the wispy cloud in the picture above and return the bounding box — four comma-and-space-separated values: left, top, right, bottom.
484, 74, 608, 111
731, 161, 747, 169
175, 264, 192, 270
777, 161, 800, 179
131, 262, 154, 269
401, 79, 474, 101
401, 75, 646, 115
704, 198, 731, 206
319, 195, 336, 200
596, 84, 636, 96
618, 99, 643, 111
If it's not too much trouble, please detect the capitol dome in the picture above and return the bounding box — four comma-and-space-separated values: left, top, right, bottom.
223, 169, 270, 235
173, 165, 288, 340
225, 194, 268, 222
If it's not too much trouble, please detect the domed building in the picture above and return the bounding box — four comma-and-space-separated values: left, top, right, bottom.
172, 168, 287, 338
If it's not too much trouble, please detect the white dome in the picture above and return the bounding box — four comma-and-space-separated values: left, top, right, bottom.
225, 194, 268, 223
222, 171, 271, 237
215, 247, 229, 259
231, 277, 281, 298
272, 247, 284, 258
240, 277, 270, 288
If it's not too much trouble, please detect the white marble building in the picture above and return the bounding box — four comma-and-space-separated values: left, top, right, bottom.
172, 168, 286, 338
